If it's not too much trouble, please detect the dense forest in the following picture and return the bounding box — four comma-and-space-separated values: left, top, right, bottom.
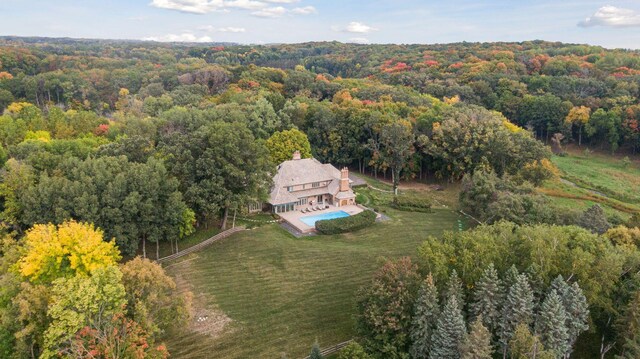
1, 37, 640, 358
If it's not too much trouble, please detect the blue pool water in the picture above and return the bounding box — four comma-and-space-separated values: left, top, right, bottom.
300, 210, 350, 227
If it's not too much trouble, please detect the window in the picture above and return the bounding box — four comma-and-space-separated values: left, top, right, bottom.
287, 186, 293, 192
312, 182, 320, 188
298, 198, 307, 205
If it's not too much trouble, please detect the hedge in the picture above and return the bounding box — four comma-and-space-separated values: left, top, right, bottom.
315, 210, 377, 235
391, 196, 433, 212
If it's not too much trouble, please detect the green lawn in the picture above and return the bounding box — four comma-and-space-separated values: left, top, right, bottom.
163, 191, 462, 358
541, 152, 640, 220
552, 153, 640, 205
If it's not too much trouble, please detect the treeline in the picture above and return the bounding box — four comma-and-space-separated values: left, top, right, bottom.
1, 39, 639, 152
1, 43, 560, 257
351, 222, 640, 359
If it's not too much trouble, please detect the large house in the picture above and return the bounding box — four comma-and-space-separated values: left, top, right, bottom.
268, 151, 356, 214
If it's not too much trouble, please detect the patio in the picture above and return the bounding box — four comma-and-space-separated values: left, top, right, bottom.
277, 204, 365, 234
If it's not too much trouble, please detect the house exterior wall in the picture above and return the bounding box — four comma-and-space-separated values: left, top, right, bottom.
285, 181, 330, 193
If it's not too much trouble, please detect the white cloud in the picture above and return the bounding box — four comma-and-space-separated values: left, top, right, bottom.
334, 21, 378, 34
251, 5, 315, 17
251, 6, 287, 17
150, 0, 313, 16
199, 25, 246, 32
348, 37, 370, 44
150, 0, 224, 14
579, 6, 640, 27
143, 33, 213, 42
219, 27, 246, 32
291, 6, 316, 15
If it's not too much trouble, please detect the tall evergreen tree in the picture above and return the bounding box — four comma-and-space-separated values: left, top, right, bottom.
429, 295, 466, 359
445, 269, 465, 310
549, 275, 568, 296
471, 263, 504, 334
460, 316, 493, 359
549, 276, 589, 355
410, 274, 440, 359
536, 290, 570, 357
503, 265, 520, 290
499, 273, 535, 357
563, 282, 589, 353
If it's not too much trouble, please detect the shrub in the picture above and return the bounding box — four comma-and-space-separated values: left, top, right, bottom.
577, 204, 611, 234
356, 193, 367, 204
518, 158, 559, 186
337, 342, 372, 359
391, 196, 433, 212
316, 210, 376, 235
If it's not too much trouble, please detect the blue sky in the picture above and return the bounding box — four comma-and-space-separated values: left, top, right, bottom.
1, 0, 640, 49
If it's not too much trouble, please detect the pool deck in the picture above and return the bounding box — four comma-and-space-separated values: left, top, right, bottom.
278, 204, 365, 233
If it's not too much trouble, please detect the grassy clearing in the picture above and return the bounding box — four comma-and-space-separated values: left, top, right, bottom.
163, 181, 463, 358
552, 153, 640, 205
542, 152, 640, 221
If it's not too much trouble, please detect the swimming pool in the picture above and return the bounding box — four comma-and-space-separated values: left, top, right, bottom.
299, 210, 350, 227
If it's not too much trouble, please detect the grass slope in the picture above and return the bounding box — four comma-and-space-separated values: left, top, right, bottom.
542, 151, 640, 220
164, 187, 462, 358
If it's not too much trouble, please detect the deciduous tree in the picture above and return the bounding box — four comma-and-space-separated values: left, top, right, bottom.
18, 221, 121, 284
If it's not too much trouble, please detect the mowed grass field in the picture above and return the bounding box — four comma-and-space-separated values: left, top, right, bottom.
163, 182, 463, 358
541, 150, 640, 220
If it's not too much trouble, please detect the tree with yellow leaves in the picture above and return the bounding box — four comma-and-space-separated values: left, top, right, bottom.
18, 221, 121, 284
565, 106, 591, 146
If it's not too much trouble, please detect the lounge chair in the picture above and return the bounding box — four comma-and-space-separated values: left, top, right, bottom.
301, 208, 307, 213
316, 205, 321, 211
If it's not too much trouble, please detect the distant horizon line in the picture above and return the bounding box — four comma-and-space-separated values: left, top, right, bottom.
1, 34, 638, 51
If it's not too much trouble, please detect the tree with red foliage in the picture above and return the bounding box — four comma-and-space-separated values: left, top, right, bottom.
64, 313, 169, 359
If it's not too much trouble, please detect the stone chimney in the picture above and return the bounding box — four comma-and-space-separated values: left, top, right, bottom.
292, 150, 301, 160
339, 167, 350, 192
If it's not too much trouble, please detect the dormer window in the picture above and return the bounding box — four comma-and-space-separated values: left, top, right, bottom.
312, 182, 320, 188
287, 186, 293, 192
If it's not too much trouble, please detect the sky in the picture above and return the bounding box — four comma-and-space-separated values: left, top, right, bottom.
1, 0, 640, 49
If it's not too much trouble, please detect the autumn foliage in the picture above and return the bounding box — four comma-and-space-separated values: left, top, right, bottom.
18, 221, 121, 283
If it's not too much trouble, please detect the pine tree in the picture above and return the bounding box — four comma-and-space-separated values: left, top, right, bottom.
503, 265, 520, 290
445, 269, 465, 310
563, 282, 589, 352
309, 341, 324, 359
550, 276, 589, 354
536, 290, 570, 357
460, 316, 493, 359
430, 295, 466, 359
499, 273, 535, 356
471, 263, 504, 333
410, 274, 440, 359
549, 275, 569, 298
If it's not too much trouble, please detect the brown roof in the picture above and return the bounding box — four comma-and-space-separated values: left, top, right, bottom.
269, 158, 348, 205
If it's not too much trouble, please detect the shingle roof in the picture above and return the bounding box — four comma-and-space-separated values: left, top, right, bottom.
269, 158, 344, 205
